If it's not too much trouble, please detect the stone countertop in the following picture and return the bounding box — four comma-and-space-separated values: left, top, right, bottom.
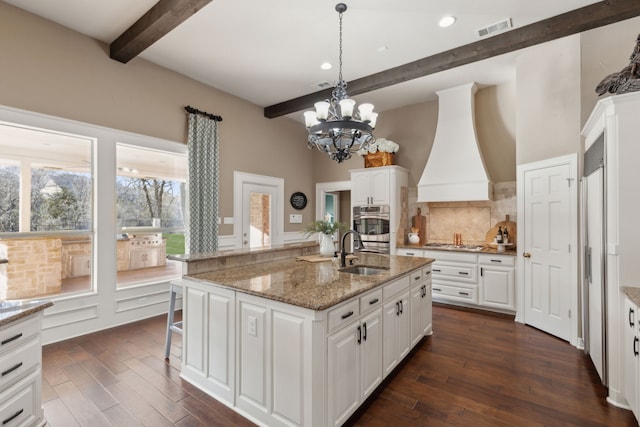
398, 244, 517, 256
622, 287, 640, 306
186, 253, 434, 311
169, 241, 316, 262
0, 299, 53, 327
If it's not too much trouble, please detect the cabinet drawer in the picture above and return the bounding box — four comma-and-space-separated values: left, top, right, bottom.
0, 337, 39, 391
423, 266, 432, 281
383, 276, 410, 301
360, 289, 382, 314
478, 254, 516, 267
327, 299, 360, 333
409, 269, 423, 285
431, 283, 477, 304
0, 370, 40, 427
431, 264, 477, 284
0, 316, 39, 355
396, 249, 424, 257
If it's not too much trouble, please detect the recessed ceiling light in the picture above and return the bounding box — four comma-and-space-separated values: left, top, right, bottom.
439, 15, 456, 28
320, 62, 332, 70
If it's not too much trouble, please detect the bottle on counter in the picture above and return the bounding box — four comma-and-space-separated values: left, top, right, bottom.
503, 227, 509, 244
496, 226, 503, 244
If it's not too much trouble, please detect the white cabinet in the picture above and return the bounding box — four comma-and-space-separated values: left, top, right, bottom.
410, 266, 433, 348
396, 248, 424, 258
182, 283, 235, 405
351, 168, 391, 205
0, 313, 45, 427
382, 276, 411, 378
624, 296, 639, 419
478, 254, 515, 310
327, 306, 382, 427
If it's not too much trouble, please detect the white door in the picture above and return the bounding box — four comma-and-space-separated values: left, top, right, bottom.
242, 183, 277, 249
521, 158, 575, 342
584, 167, 606, 383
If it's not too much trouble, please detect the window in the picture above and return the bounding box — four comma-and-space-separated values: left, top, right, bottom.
115, 144, 186, 288
0, 123, 93, 299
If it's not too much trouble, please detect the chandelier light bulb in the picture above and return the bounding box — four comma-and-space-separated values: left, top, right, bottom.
358, 103, 374, 121
314, 101, 330, 121
369, 112, 378, 128
339, 99, 356, 118
304, 111, 319, 128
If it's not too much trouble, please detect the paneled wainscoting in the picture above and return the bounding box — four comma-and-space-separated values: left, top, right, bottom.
41, 305, 635, 426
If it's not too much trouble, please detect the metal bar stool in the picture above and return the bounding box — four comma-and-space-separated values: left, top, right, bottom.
164, 280, 183, 359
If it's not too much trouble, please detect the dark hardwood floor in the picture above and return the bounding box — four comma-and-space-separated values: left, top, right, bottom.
42, 304, 636, 426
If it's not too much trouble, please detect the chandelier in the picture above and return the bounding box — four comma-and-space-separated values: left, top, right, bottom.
304, 3, 377, 163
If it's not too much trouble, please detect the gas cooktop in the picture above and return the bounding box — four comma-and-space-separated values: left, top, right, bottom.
423, 243, 485, 252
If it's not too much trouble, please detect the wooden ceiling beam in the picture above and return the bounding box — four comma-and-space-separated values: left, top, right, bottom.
110, 0, 212, 64
264, 0, 640, 118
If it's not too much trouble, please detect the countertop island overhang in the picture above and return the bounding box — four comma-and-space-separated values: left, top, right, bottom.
176, 248, 434, 427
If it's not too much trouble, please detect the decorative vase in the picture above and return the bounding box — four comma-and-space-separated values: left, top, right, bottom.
319, 233, 335, 257
408, 232, 420, 244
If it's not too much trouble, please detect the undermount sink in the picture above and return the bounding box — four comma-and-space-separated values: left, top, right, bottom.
339, 265, 389, 276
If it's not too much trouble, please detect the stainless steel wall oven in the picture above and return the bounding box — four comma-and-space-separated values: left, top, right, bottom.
353, 205, 390, 254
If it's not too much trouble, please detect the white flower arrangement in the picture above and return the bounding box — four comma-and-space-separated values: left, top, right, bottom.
357, 137, 400, 156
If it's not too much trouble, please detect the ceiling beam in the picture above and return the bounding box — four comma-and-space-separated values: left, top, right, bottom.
110, 0, 212, 64
264, 0, 640, 119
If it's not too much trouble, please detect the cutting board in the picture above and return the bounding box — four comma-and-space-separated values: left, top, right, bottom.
485, 214, 517, 245
296, 254, 358, 263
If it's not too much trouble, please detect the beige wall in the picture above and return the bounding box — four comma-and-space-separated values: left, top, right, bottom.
0, 2, 314, 234
515, 35, 582, 166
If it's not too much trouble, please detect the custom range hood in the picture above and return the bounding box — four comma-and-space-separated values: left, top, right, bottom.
417, 82, 492, 202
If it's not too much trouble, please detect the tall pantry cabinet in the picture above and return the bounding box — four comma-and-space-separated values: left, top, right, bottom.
581, 91, 640, 413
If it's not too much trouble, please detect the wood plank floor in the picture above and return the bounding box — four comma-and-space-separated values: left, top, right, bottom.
42, 304, 636, 426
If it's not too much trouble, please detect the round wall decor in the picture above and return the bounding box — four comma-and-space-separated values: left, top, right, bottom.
290, 192, 307, 210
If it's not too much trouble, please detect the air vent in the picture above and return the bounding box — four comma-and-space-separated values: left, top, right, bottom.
314, 81, 332, 89
477, 18, 512, 38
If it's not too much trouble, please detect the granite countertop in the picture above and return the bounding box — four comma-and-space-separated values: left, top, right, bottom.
0, 299, 53, 327
398, 243, 517, 256
169, 241, 316, 262
186, 253, 433, 311
622, 287, 640, 306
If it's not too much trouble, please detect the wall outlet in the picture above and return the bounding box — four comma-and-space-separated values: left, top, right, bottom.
289, 214, 302, 224
247, 316, 257, 337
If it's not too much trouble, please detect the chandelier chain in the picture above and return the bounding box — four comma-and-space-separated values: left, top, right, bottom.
338, 9, 343, 83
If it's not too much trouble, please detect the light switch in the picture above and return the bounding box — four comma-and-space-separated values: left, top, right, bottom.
223, 217, 234, 225
289, 214, 302, 224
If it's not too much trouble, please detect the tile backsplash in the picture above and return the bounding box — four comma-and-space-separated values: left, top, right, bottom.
405, 181, 516, 245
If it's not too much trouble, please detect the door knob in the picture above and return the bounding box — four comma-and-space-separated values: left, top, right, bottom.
523, 252, 531, 258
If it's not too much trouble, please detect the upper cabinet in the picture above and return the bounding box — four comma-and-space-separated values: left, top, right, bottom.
351, 168, 392, 205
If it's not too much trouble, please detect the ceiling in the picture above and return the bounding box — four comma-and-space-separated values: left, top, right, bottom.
4, 0, 609, 121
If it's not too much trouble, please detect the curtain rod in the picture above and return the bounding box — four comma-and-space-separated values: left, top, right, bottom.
184, 105, 223, 122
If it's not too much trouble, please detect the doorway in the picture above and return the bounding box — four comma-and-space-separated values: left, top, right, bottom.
517, 154, 578, 345
234, 171, 284, 249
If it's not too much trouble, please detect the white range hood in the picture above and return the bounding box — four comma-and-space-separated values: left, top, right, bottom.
417, 82, 492, 202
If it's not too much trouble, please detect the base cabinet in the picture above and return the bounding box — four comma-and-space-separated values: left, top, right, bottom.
624, 296, 639, 419
0, 313, 45, 427
410, 267, 433, 348
479, 255, 515, 311
181, 266, 431, 427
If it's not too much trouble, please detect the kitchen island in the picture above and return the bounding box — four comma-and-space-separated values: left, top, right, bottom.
178, 251, 433, 427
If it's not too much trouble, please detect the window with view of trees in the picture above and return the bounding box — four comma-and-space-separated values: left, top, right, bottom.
0, 163, 19, 232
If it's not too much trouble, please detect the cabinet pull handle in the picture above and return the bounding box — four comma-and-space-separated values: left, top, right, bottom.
433, 288, 442, 292
480, 267, 483, 276
490, 259, 502, 263
2, 409, 23, 425
458, 271, 469, 275
1, 362, 22, 377
433, 269, 441, 273
399, 300, 404, 314
363, 322, 367, 341
630, 308, 635, 328
369, 298, 379, 305
425, 271, 431, 275
1, 333, 22, 346
341, 311, 354, 320
357, 325, 362, 344
406, 252, 415, 256
635, 337, 639, 357
458, 291, 469, 296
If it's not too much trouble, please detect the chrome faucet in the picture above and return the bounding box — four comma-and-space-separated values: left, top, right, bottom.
340, 230, 362, 267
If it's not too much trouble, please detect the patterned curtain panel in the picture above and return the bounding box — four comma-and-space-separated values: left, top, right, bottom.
186, 110, 220, 254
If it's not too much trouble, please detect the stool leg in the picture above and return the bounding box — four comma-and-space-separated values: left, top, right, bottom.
164, 288, 177, 359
